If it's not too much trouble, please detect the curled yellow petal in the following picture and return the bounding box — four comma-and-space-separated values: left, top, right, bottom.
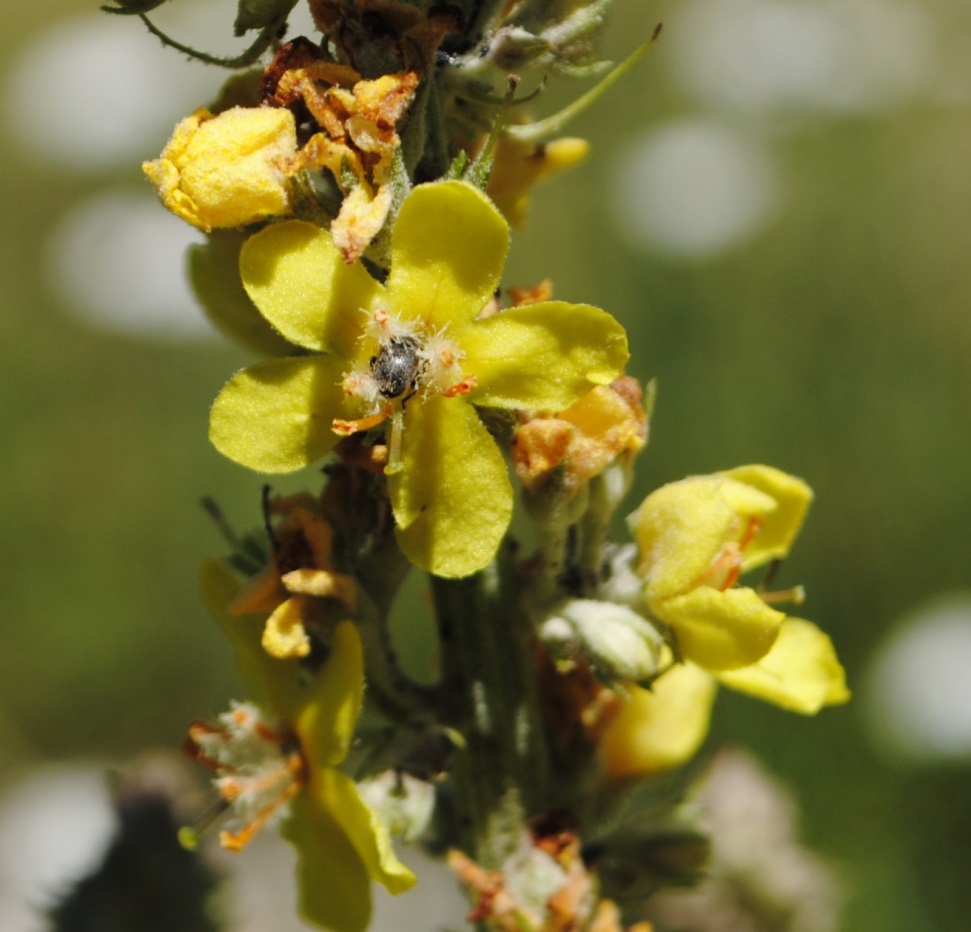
631, 475, 774, 600
716, 618, 850, 713
262, 598, 312, 659
487, 135, 589, 226
331, 183, 394, 265
659, 586, 784, 671
721, 465, 812, 571
313, 769, 418, 895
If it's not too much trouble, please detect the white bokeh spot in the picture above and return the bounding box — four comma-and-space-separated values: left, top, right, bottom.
45, 190, 216, 341
668, 0, 934, 119
863, 595, 971, 762
0, 765, 115, 931
611, 118, 781, 259
2, 3, 317, 171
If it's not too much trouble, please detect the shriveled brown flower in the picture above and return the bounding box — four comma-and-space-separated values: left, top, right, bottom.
264, 39, 420, 262
513, 375, 648, 495
229, 494, 357, 658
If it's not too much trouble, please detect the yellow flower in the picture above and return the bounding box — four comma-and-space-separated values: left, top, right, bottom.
228, 495, 357, 659
210, 180, 628, 577
630, 465, 812, 671
600, 618, 849, 780
143, 106, 298, 231
196, 559, 415, 932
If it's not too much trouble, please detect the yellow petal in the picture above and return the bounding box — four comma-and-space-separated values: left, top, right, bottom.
721, 465, 812, 571
143, 106, 297, 231
282, 567, 357, 609
296, 621, 364, 767
313, 768, 417, 894
631, 476, 768, 599
209, 356, 352, 473
656, 586, 784, 671
716, 618, 850, 713
387, 181, 509, 330
261, 598, 312, 659
600, 664, 717, 778
283, 793, 373, 932
240, 220, 384, 355
462, 302, 629, 411
388, 395, 513, 577
487, 136, 589, 227
331, 183, 394, 264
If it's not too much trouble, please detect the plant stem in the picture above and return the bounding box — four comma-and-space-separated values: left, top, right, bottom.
431, 543, 550, 865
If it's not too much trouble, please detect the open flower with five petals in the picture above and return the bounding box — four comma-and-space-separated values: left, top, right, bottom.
196, 559, 415, 932
210, 180, 628, 577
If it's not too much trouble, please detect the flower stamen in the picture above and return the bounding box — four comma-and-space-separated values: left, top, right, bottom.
759, 584, 806, 606
218, 755, 304, 851
333, 404, 394, 436
184, 701, 307, 852
440, 376, 477, 398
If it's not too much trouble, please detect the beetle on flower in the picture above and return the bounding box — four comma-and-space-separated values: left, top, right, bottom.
210, 180, 628, 578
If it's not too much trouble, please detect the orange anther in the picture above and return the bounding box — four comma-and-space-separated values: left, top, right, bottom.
441, 376, 477, 398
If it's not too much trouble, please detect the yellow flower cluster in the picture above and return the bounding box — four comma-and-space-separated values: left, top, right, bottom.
139, 27, 851, 926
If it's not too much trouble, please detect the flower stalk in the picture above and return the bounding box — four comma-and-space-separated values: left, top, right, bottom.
432, 545, 551, 864
120, 0, 852, 928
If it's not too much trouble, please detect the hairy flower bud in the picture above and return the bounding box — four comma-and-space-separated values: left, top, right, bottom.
357, 772, 436, 845
541, 598, 664, 684
143, 106, 297, 231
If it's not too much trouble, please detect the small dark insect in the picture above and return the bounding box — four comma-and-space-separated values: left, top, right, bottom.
370, 337, 423, 399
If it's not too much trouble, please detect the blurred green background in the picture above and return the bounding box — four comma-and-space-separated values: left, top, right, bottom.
2, 0, 970, 929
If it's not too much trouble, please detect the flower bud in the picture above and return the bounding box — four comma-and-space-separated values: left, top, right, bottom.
143, 106, 297, 232
356, 771, 435, 844
541, 599, 663, 684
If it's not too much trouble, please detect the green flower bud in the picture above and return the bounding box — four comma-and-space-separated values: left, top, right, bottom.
541, 598, 664, 684
357, 772, 436, 845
